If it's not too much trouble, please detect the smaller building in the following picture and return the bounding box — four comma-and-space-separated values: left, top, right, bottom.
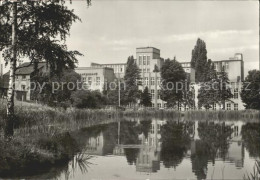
1, 62, 48, 101
91, 62, 126, 79
75, 67, 116, 92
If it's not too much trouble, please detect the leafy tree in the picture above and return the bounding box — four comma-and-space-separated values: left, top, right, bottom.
140, 86, 152, 107
0, 0, 90, 137
103, 79, 127, 106
216, 69, 233, 110
191, 38, 208, 82
161, 58, 186, 108
123, 56, 141, 106
198, 68, 232, 110
71, 90, 107, 109
31, 69, 81, 107
241, 70, 260, 110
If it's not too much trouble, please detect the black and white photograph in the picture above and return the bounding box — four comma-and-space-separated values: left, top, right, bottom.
0, 0, 259, 179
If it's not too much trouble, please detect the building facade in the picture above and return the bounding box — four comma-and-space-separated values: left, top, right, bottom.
75, 67, 116, 92
1, 62, 48, 101
91, 62, 126, 79
136, 47, 195, 109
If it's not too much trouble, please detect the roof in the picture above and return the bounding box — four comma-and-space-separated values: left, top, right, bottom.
15, 62, 46, 75
136, 47, 160, 51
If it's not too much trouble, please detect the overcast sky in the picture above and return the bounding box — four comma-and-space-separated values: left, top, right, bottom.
66, 0, 259, 75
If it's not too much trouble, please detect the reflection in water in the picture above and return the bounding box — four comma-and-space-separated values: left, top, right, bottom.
75, 119, 258, 180
4, 119, 258, 180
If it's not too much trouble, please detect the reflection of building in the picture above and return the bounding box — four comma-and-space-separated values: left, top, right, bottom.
85, 131, 115, 156
136, 120, 165, 173
75, 67, 116, 92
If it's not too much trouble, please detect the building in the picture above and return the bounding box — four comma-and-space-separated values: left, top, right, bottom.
1, 62, 48, 101
212, 53, 244, 110
136, 47, 195, 109
91, 62, 126, 79
75, 67, 116, 92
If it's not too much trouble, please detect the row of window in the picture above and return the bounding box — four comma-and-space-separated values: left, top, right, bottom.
138, 55, 150, 66
151, 89, 161, 100
142, 77, 161, 86
82, 76, 101, 85
140, 68, 150, 73
212, 103, 238, 110
16, 75, 27, 80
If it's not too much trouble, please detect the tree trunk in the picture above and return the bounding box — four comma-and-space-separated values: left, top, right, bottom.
5, 2, 17, 138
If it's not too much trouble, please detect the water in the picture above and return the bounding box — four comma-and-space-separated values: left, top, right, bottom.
3, 119, 260, 180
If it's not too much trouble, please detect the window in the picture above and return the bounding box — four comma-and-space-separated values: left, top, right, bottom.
158, 103, 161, 108
234, 103, 238, 110
21, 85, 26, 91
147, 56, 150, 65
151, 89, 155, 99
143, 56, 146, 65
143, 68, 146, 73
225, 62, 229, 70
139, 56, 142, 65
145, 77, 149, 86
151, 77, 155, 85
82, 77, 86, 82
120, 68, 123, 72
16, 76, 19, 80
22, 75, 26, 80
96, 77, 100, 85
147, 68, 150, 73
152, 103, 154, 108
227, 103, 231, 110
157, 90, 160, 99
157, 77, 161, 85
213, 103, 216, 110
88, 77, 92, 85
234, 88, 238, 99
164, 103, 167, 108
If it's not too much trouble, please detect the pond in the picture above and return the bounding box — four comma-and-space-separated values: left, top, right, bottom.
3, 119, 260, 180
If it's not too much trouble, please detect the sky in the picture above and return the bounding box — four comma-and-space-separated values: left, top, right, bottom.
0, 0, 259, 75
65, 0, 259, 75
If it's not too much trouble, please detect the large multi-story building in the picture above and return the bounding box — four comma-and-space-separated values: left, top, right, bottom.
75, 67, 116, 92
91, 62, 126, 79
136, 47, 195, 108
211, 53, 244, 110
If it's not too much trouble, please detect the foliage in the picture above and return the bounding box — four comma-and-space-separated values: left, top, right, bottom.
140, 86, 152, 107
103, 79, 127, 106
241, 123, 260, 158
198, 68, 232, 109
0, 1, 87, 75
123, 56, 141, 105
71, 90, 107, 109
160, 58, 186, 108
241, 70, 260, 110
31, 69, 80, 107
161, 121, 192, 168
191, 38, 208, 82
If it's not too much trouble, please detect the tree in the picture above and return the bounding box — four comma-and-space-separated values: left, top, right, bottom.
198, 67, 232, 110
0, 0, 90, 137
31, 69, 81, 107
191, 38, 208, 82
140, 86, 152, 107
123, 56, 141, 106
71, 90, 107, 109
216, 69, 233, 110
161, 58, 186, 108
241, 70, 260, 110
